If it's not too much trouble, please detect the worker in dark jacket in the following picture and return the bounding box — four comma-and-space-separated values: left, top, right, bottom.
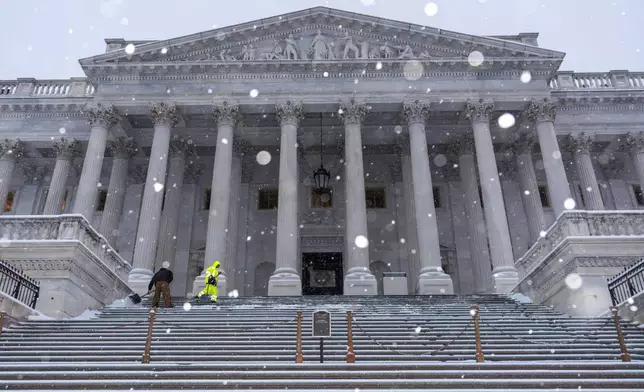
148, 261, 173, 308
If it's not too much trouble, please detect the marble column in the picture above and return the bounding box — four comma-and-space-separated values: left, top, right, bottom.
155, 137, 193, 270
525, 99, 572, 217
194, 102, 239, 296
511, 133, 547, 241
226, 153, 243, 293
464, 100, 518, 293
43, 138, 80, 215
339, 99, 377, 295
626, 132, 644, 190
129, 103, 178, 294
99, 137, 136, 246
569, 133, 604, 210
269, 101, 303, 296
0, 139, 23, 212
73, 104, 117, 221
449, 135, 491, 293
403, 101, 453, 294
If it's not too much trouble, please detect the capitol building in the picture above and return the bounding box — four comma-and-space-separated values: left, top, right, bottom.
1, 6, 643, 319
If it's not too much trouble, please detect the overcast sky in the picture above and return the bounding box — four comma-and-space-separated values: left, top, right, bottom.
1, 0, 641, 79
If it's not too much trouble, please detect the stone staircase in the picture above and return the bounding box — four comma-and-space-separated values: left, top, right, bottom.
1, 295, 644, 391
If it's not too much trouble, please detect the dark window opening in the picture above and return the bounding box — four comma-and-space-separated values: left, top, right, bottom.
365, 187, 386, 209
4, 190, 15, 213
96, 189, 108, 211
258, 188, 279, 210
633, 185, 644, 206
203, 188, 211, 210
433, 186, 441, 208
577, 184, 586, 208
538, 185, 551, 208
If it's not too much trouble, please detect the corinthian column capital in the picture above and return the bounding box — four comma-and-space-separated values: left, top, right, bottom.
403, 100, 430, 126
84, 104, 118, 128
52, 137, 81, 160
150, 103, 180, 127
509, 132, 536, 155
464, 99, 494, 124
339, 99, 370, 126
568, 132, 595, 155
525, 98, 557, 124
213, 101, 240, 127
0, 139, 24, 162
625, 132, 644, 153
108, 136, 137, 159
276, 101, 304, 126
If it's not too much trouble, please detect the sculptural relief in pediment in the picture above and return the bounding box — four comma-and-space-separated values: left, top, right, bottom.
177, 27, 451, 63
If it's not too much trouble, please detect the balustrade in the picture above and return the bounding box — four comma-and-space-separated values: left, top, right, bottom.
516, 211, 644, 276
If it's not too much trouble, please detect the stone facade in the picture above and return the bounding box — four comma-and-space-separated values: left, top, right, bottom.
1, 7, 644, 314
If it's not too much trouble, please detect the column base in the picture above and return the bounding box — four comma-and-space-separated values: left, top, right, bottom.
488, 267, 519, 294
268, 269, 302, 296
344, 268, 377, 296
128, 268, 153, 295
192, 273, 227, 298
417, 270, 454, 295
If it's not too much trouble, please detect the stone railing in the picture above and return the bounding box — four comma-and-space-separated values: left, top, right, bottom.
0, 78, 95, 98
516, 210, 644, 277
0, 214, 130, 282
550, 71, 644, 90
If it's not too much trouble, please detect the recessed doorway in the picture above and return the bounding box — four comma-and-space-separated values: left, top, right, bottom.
302, 252, 343, 295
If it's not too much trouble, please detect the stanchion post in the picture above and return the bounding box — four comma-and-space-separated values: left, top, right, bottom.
0, 311, 5, 339
610, 306, 632, 362
346, 311, 356, 363
471, 305, 484, 363
296, 311, 304, 363
142, 308, 156, 364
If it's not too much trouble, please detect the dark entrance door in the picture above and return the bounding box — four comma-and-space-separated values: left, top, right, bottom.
302, 252, 343, 295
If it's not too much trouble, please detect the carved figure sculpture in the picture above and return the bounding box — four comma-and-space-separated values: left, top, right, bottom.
263, 41, 284, 60
341, 32, 359, 59
419, 50, 432, 59
284, 33, 299, 60
310, 29, 334, 60
380, 42, 394, 59
398, 44, 414, 59
242, 44, 257, 61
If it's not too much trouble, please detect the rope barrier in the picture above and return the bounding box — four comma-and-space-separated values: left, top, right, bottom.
351, 316, 473, 357
480, 317, 616, 348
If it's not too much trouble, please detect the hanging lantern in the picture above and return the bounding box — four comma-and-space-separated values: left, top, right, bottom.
313, 165, 331, 194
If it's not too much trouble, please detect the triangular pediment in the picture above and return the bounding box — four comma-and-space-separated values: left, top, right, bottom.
80, 6, 564, 72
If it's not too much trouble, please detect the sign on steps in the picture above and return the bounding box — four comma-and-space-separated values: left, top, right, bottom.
312, 310, 331, 338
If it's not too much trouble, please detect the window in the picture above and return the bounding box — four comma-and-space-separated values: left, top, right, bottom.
96, 189, 108, 211
433, 186, 441, 208
633, 185, 644, 206
577, 184, 586, 208
40, 189, 68, 213
365, 187, 386, 209
203, 188, 211, 210
61, 190, 68, 213
538, 185, 551, 208
311, 187, 333, 208
478, 187, 484, 209
4, 190, 15, 213
258, 188, 279, 210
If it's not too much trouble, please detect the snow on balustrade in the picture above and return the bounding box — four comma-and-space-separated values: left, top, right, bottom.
516, 210, 644, 277
630, 73, 644, 88
32, 82, 71, 96
0, 83, 17, 95
0, 214, 130, 282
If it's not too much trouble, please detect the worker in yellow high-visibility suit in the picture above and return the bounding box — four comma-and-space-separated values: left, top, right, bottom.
198, 260, 220, 303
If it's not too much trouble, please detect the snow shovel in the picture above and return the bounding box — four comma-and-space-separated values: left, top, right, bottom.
129, 291, 153, 305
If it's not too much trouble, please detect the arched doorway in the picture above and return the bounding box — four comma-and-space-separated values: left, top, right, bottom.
254, 262, 275, 296
370, 260, 391, 295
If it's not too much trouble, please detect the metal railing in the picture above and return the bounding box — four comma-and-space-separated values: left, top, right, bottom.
0, 260, 40, 308
608, 258, 644, 306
